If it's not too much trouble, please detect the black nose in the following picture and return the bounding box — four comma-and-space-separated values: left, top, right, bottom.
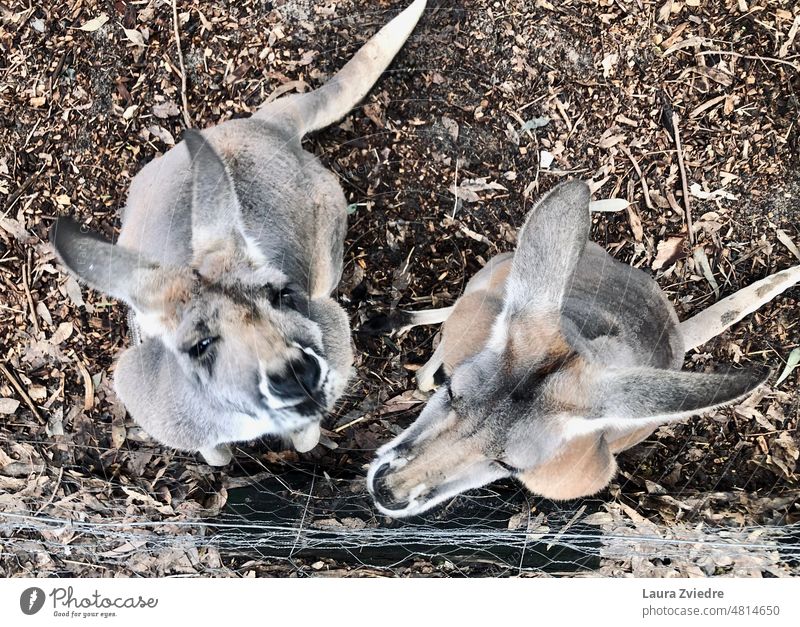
371, 462, 410, 511
269, 352, 321, 401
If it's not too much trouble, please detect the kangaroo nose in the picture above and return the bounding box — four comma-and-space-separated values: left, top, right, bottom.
269, 351, 321, 401
370, 462, 410, 511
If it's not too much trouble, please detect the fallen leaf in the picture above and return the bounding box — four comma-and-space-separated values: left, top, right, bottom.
441, 116, 459, 142
776, 229, 800, 261
520, 116, 550, 132
75, 14, 109, 32
770, 431, 799, 478
64, 276, 91, 311
627, 205, 644, 241
776, 347, 800, 386
28, 386, 47, 401
658, 0, 674, 22
449, 177, 506, 203
600, 53, 618, 78
49, 321, 74, 345
589, 198, 629, 212
152, 101, 181, 118
599, 134, 624, 149
582, 512, 614, 526
123, 28, 146, 46
146, 125, 175, 146
689, 182, 737, 201
652, 236, 685, 270
0, 398, 20, 415
378, 389, 424, 415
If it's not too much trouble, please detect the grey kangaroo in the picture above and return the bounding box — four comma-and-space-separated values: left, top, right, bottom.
368, 180, 800, 517
50, 1, 427, 466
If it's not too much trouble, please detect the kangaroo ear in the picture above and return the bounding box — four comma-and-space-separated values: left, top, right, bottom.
504, 180, 590, 316
50, 218, 180, 315
593, 366, 770, 422
183, 130, 256, 267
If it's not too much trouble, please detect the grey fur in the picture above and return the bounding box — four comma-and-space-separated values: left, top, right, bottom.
51, 1, 427, 465
368, 180, 791, 517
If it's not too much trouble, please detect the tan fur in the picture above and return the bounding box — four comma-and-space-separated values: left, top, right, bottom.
53, 2, 429, 466
369, 181, 776, 518
519, 434, 617, 500
441, 291, 503, 372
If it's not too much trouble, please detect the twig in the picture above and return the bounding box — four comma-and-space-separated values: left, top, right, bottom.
621, 145, 653, 210
3, 171, 39, 215
451, 157, 459, 218
334, 413, 370, 433
0, 363, 45, 424
34, 467, 64, 516
22, 253, 40, 336
171, 0, 192, 128
671, 112, 694, 247
696, 50, 799, 71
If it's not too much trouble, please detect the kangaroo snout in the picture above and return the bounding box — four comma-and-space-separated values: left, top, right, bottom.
369, 461, 412, 512
261, 347, 328, 413
269, 351, 322, 401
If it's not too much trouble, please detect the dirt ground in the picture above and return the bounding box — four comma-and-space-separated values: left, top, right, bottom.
1, 0, 799, 577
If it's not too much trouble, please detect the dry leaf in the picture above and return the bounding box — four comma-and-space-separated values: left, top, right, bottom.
775, 229, 800, 261
776, 348, 800, 386
152, 101, 181, 118
658, 0, 674, 22
449, 178, 506, 203
652, 236, 685, 270
75, 14, 109, 32
0, 398, 20, 415
28, 386, 47, 401
147, 125, 175, 146
123, 28, 146, 46
64, 276, 90, 311
582, 512, 614, 526
589, 198, 629, 212
689, 182, 737, 201
600, 53, 618, 78
378, 390, 424, 416
627, 206, 644, 242
599, 134, 624, 149
49, 321, 73, 345
441, 116, 459, 142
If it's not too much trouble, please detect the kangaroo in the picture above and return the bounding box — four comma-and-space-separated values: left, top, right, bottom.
367, 180, 800, 517
50, 0, 428, 466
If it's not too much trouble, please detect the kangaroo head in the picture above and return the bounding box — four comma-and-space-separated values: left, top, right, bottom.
368, 181, 767, 517
52, 132, 348, 453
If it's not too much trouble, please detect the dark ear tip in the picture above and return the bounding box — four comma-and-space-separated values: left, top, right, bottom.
728, 365, 772, 398
359, 313, 394, 336
50, 217, 80, 250
182, 129, 207, 156
749, 365, 773, 386
359, 310, 413, 336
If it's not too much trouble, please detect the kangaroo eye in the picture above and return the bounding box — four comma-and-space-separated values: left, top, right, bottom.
271, 285, 299, 311
494, 460, 519, 473
188, 337, 217, 360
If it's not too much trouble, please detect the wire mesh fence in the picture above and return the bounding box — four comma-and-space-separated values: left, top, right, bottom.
2, 459, 799, 577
